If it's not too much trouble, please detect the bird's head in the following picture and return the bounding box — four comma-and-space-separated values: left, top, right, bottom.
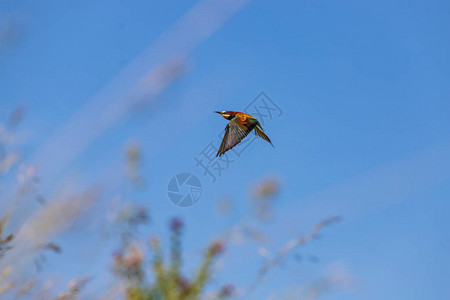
215, 111, 235, 120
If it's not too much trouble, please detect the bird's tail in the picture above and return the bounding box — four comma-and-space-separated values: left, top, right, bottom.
255, 124, 274, 147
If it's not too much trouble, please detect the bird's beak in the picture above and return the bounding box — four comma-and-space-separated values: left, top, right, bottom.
214, 111, 221, 114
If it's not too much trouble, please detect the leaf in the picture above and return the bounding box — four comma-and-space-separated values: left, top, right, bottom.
3, 234, 13, 244
0, 212, 10, 236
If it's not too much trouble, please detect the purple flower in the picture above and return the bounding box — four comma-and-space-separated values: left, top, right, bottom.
170, 217, 184, 232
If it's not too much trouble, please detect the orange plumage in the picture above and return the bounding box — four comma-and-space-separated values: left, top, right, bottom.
214, 111, 273, 157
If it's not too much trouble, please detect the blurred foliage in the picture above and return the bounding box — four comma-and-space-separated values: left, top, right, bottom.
112, 216, 231, 300
0, 15, 23, 56
124, 143, 147, 190
53, 277, 90, 300
250, 177, 280, 221
0, 213, 13, 259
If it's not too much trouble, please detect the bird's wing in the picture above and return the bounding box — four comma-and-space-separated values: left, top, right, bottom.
254, 123, 274, 147
217, 117, 252, 157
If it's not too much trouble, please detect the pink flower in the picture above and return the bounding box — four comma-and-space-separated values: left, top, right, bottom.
209, 240, 225, 256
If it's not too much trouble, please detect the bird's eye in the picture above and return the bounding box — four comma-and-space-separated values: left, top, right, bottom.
222, 111, 226, 114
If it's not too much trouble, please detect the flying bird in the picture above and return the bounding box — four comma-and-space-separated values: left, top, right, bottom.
215, 111, 273, 157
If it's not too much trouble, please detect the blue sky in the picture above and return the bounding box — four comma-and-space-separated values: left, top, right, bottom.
1, 0, 449, 299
